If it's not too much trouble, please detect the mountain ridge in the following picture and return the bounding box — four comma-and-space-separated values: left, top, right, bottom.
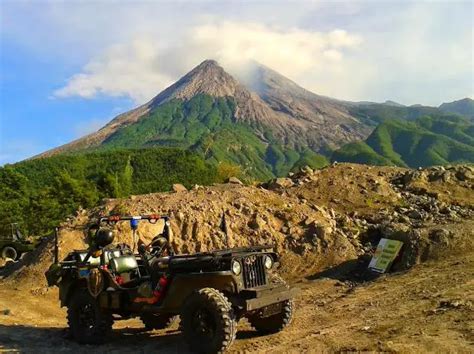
36, 60, 371, 160
332, 114, 474, 167
439, 98, 474, 119
35, 59, 472, 174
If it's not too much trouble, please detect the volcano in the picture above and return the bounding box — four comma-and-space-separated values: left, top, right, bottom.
37, 60, 376, 177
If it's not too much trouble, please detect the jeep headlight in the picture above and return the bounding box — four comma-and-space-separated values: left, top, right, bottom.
231, 260, 241, 275
264, 255, 273, 269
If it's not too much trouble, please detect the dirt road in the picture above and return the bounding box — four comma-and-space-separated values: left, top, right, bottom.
1, 252, 472, 353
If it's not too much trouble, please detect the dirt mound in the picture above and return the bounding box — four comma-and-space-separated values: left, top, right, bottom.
2, 163, 473, 289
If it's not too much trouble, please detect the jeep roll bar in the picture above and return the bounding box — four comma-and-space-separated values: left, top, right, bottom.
100, 215, 173, 254
99, 215, 170, 224
52, 215, 173, 264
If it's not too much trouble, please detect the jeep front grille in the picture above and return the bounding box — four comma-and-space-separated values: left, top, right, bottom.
242, 255, 266, 288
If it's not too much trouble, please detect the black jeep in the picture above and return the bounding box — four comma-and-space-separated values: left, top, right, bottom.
46, 215, 297, 353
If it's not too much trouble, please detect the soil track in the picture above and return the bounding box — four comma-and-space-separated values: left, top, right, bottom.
0, 251, 472, 353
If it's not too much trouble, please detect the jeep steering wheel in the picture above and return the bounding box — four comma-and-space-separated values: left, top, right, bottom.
148, 236, 168, 258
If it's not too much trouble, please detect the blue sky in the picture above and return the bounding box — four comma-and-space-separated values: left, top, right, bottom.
1, 0, 473, 165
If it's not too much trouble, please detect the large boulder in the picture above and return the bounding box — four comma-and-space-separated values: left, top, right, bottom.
455, 167, 474, 182
225, 177, 243, 185
172, 183, 188, 193
267, 177, 294, 190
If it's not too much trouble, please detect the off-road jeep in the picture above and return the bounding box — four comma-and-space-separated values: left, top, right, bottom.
0, 223, 37, 260
46, 215, 298, 353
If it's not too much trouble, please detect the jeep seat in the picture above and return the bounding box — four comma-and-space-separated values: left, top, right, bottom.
76, 251, 100, 267
110, 255, 139, 274
103, 249, 121, 263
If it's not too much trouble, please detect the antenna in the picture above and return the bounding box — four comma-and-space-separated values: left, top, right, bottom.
130, 218, 140, 252
54, 227, 59, 264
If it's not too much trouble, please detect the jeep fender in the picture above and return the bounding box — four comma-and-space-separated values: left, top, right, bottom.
159, 271, 239, 312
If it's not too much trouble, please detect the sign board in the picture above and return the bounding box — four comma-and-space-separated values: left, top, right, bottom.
368, 238, 404, 273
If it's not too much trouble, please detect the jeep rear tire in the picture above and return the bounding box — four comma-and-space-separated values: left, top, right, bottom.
181, 288, 236, 353
1, 246, 18, 261
67, 290, 113, 344
140, 313, 178, 330
248, 299, 294, 334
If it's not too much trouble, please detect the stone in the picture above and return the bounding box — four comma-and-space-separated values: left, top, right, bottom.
429, 228, 451, 245
226, 177, 243, 185
304, 217, 315, 226
439, 206, 451, 214
439, 299, 471, 309
310, 222, 332, 239
248, 215, 266, 230
456, 169, 474, 182
401, 172, 414, 185
172, 183, 188, 193
441, 171, 451, 182
407, 210, 423, 220
303, 165, 314, 174
268, 177, 294, 190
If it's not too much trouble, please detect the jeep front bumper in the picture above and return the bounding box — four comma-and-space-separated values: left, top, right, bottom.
234, 286, 299, 311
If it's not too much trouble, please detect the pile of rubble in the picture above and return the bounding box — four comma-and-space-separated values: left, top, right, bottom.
3, 163, 473, 286
261, 163, 474, 270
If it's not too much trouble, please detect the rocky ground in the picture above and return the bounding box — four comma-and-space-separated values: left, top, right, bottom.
0, 163, 473, 352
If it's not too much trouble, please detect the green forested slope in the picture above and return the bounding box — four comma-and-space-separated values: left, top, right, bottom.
332, 115, 474, 167
101, 94, 328, 179
0, 148, 218, 236
439, 98, 474, 120
349, 104, 442, 126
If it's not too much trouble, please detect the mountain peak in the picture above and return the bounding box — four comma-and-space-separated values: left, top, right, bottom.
195, 58, 220, 68
150, 59, 244, 106
439, 98, 474, 119
36, 59, 372, 160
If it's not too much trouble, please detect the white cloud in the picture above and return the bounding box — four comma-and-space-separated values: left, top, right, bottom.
5, 1, 468, 106
54, 39, 173, 103
53, 21, 363, 104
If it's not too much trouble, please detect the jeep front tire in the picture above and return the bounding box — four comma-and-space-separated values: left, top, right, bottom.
67, 290, 113, 344
1, 246, 18, 261
181, 288, 236, 353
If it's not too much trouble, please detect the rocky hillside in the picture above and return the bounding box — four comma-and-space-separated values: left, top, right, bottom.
3, 163, 473, 286
235, 62, 371, 151
1, 163, 473, 354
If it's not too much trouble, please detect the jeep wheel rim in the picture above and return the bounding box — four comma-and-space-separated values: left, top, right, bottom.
192, 308, 216, 339
79, 303, 96, 330
3, 247, 17, 260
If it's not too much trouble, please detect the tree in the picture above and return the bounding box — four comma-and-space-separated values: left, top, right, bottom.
52, 171, 99, 212
217, 161, 242, 182
0, 166, 30, 235
118, 156, 133, 197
